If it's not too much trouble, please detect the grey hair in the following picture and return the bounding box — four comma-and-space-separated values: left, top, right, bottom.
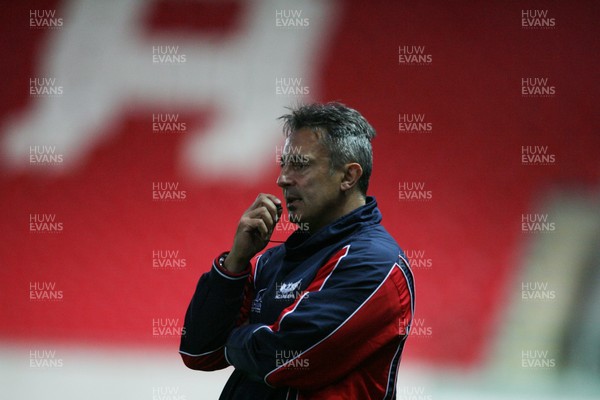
278, 102, 376, 195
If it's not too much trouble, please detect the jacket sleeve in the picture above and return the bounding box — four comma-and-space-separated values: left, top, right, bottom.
224, 244, 415, 390
179, 252, 255, 371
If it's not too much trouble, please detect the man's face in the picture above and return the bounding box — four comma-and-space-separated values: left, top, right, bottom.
276, 128, 345, 234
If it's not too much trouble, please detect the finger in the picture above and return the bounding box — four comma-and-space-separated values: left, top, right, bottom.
256, 193, 282, 207
245, 217, 269, 241
247, 207, 275, 229
252, 194, 281, 224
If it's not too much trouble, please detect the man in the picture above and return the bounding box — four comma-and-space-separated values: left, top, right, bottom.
179, 102, 415, 399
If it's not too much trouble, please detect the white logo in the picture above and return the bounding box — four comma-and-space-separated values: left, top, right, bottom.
275, 279, 302, 300
251, 289, 267, 313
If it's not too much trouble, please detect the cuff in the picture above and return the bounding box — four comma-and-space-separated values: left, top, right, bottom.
213, 252, 250, 280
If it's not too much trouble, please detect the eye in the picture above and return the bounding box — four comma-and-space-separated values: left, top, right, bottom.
291, 160, 309, 170
280, 155, 309, 170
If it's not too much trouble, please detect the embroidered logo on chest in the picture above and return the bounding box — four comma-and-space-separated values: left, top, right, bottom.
251, 288, 266, 314
275, 279, 303, 300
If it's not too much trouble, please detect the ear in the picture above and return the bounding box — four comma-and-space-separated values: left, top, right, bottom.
340, 163, 363, 192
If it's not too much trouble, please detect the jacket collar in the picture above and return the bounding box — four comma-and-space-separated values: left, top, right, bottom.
283, 196, 381, 260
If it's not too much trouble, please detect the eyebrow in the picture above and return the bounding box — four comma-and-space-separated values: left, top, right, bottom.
280, 154, 309, 160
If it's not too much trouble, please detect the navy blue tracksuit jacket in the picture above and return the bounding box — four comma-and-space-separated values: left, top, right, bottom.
180, 197, 415, 399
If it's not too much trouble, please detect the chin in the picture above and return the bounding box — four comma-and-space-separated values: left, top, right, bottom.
288, 210, 301, 223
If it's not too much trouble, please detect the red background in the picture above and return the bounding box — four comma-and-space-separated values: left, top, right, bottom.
1, 0, 598, 368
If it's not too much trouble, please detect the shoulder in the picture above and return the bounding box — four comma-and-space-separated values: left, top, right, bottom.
346, 224, 402, 265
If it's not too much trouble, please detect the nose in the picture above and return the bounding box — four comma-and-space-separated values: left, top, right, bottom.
277, 165, 292, 188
